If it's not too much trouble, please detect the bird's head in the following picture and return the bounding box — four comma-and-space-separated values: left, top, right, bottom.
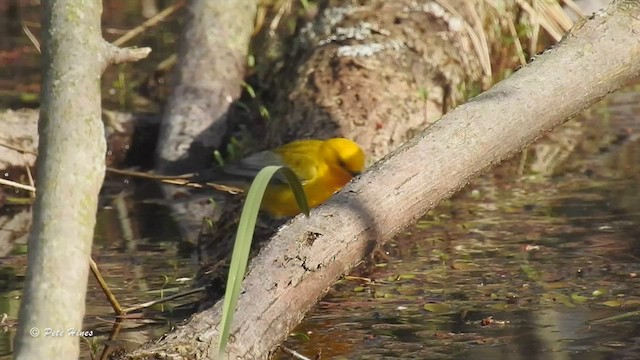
322, 138, 366, 176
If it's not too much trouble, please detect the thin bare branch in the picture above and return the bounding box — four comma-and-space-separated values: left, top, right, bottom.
90, 258, 124, 315
112, 0, 187, 47
105, 44, 152, 65
0, 178, 35, 193
22, 24, 40, 53
120, 287, 206, 314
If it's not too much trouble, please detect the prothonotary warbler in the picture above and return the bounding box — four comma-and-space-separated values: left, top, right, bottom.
195, 138, 365, 217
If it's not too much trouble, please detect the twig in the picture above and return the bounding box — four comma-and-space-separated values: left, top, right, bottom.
432, 0, 492, 81
90, 258, 124, 315
98, 318, 124, 360
0, 140, 37, 155
0, 141, 37, 194
120, 286, 206, 314
269, 0, 293, 36
106, 44, 152, 65
529, 12, 541, 58
562, 0, 586, 18
507, 18, 527, 66
0, 178, 36, 193
156, 53, 177, 72
107, 167, 192, 180
106, 167, 244, 194
343, 275, 372, 282
537, 0, 574, 32
22, 23, 40, 53
515, 0, 563, 41
0, 164, 243, 196
280, 346, 313, 360
112, 0, 186, 47
465, 1, 492, 80
481, 0, 528, 67
22, 155, 36, 199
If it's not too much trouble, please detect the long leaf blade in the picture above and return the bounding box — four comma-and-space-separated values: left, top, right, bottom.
217, 165, 309, 358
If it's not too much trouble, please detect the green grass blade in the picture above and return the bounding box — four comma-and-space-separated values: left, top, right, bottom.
216, 165, 309, 358
278, 166, 310, 217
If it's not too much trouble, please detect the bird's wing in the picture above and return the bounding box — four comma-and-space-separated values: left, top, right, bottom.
223, 150, 318, 186
224, 150, 286, 179
187, 151, 284, 185
275, 150, 319, 184
191, 142, 321, 186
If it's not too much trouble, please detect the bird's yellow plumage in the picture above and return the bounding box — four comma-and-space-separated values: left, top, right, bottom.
200, 138, 365, 217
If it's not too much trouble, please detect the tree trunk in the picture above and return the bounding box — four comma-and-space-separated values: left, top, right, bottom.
155, 0, 257, 174
152, 0, 258, 246
13, 1, 150, 358
122, 1, 640, 359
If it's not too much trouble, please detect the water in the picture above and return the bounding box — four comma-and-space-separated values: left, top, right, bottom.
275, 88, 640, 359
2, 1, 640, 359
0, 185, 200, 358
278, 173, 640, 359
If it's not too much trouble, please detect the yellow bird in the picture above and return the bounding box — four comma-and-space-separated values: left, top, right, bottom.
197, 138, 365, 217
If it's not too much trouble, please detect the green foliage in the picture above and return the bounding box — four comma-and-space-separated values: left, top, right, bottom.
217, 165, 309, 358
213, 150, 226, 166
259, 105, 271, 120
213, 131, 255, 166
418, 87, 429, 101
114, 64, 128, 109
241, 81, 257, 99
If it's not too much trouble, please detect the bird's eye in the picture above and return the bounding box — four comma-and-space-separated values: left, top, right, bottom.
338, 159, 359, 176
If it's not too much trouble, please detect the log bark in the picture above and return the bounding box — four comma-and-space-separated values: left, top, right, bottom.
263, 0, 500, 158
12, 1, 150, 359
262, 0, 579, 158
122, 1, 640, 359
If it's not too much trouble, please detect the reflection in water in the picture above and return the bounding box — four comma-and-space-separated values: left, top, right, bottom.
278, 174, 640, 359
0, 183, 199, 359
